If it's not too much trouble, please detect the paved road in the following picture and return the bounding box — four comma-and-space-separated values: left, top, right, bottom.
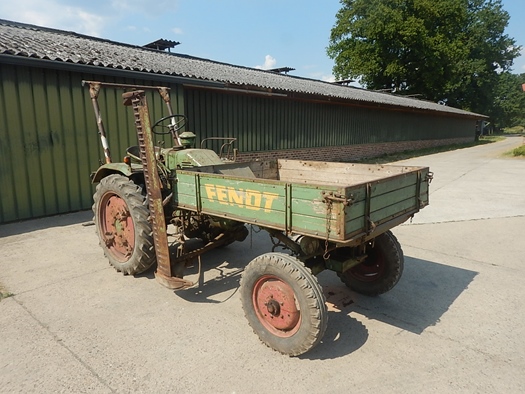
1, 137, 524, 393
399, 135, 525, 224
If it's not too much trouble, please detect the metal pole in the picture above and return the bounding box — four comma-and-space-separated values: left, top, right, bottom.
158, 87, 182, 146
86, 82, 112, 164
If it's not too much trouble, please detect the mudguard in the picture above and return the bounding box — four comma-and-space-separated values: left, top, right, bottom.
90, 163, 142, 183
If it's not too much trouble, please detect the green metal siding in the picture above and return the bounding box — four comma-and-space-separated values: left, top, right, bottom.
0, 62, 474, 224
0, 63, 184, 223
184, 88, 475, 153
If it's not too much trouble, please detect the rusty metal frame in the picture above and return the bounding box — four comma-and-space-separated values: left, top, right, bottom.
121, 90, 194, 290
84, 80, 195, 289
86, 82, 112, 163
82, 80, 181, 157
199, 137, 238, 161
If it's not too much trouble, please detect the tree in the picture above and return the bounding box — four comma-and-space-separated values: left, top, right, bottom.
491, 73, 525, 128
327, 0, 521, 124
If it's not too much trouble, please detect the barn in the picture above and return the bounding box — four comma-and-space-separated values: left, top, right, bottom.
0, 19, 484, 223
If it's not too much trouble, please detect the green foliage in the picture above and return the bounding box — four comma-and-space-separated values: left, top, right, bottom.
479, 135, 505, 142
512, 145, 525, 157
491, 73, 525, 128
503, 126, 524, 134
327, 0, 522, 126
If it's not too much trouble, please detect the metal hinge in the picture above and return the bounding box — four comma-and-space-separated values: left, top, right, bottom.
322, 192, 353, 206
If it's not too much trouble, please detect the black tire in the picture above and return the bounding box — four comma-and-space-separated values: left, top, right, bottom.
92, 174, 156, 275
337, 230, 404, 296
240, 252, 328, 356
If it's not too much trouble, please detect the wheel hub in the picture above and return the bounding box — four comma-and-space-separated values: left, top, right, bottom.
265, 299, 281, 316
350, 248, 385, 281
100, 193, 135, 261
253, 275, 301, 335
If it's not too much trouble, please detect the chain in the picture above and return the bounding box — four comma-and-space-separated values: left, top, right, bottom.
269, 233, 286, 252
249, 224, 262, 249
323, 200, 333, 260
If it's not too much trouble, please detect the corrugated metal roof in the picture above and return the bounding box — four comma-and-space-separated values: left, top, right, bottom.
0, 19, 484, 118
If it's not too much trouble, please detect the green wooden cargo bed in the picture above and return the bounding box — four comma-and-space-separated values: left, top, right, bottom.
174, 159, 431, 245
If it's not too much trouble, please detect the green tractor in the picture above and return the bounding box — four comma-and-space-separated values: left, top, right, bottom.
85, 81, 430, 356
87, 81, 249, 287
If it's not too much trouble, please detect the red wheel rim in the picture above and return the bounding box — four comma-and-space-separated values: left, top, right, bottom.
350, 247, 385, 282
252, 275, 301, 337
98, 192, 135, 262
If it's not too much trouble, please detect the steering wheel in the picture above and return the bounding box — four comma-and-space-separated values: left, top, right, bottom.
151, 114, 187, 135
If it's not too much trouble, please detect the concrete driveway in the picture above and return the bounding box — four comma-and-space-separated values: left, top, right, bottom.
1, 136, 524, 393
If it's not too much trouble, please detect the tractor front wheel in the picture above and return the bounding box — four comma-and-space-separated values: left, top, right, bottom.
92, 174, 156, 275
240, 252, 328, 356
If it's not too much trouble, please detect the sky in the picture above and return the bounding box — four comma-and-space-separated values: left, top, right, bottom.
1, 0, 524, 85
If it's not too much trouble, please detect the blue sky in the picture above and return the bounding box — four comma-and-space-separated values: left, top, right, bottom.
1, 0, 524, 85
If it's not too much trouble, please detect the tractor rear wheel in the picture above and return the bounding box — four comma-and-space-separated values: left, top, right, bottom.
240, 252, 328, 356
337, 230, 404, 296
92, 174, 156, 275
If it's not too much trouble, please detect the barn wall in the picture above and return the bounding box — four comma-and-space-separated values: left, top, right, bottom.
184, 88, 476, 156
236, 137, 473, 163
0, 63, 184, 223
0, 63, 477, 224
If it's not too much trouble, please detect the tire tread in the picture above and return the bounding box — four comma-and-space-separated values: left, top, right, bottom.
240, 252, 328, 356
93, 174, 156, 275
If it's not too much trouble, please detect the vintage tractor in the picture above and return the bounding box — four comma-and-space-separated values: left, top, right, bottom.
87, 82, 249, 285
85, 81, 431, 356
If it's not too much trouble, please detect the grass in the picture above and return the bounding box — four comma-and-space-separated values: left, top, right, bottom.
355, 137, 502, 164
479, 135, 505, 143
511, 145, 525, 157
0, 283, 13, 301
503, 126, 524, 134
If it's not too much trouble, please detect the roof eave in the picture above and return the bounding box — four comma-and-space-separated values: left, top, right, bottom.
0, 53, 225, 89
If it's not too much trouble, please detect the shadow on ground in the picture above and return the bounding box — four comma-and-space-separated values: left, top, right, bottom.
0, 210, 93, 238
137, 248, 477, 358
136, 239, 264, 304
299, 311, 369, 360
320, 255, 478, 335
